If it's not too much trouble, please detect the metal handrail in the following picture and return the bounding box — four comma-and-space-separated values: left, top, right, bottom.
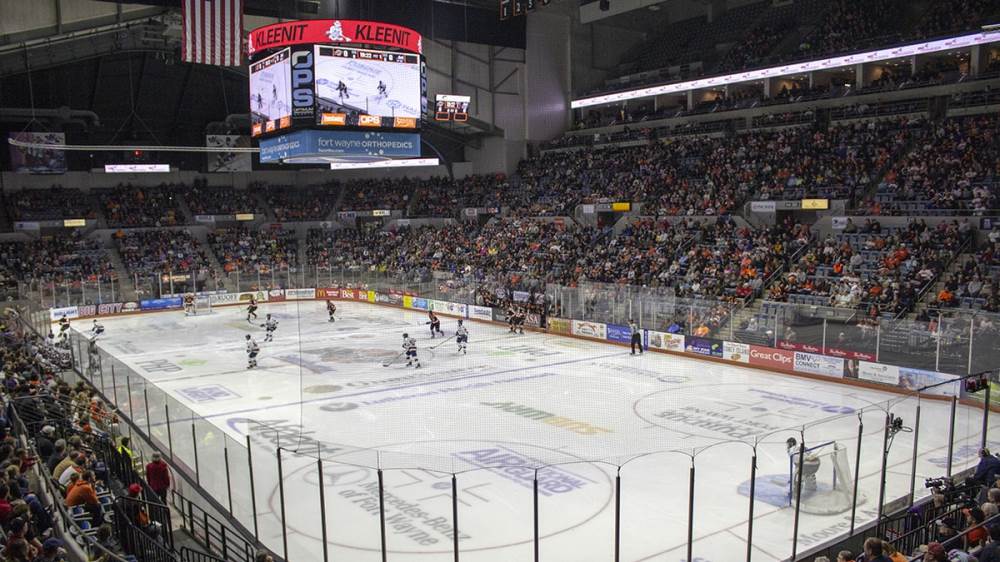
170, 490, 257, 562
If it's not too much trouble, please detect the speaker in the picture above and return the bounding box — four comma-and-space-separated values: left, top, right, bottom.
599, 0, 610, 11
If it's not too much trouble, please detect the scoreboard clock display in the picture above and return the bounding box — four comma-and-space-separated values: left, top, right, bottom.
435, 94, 471, 122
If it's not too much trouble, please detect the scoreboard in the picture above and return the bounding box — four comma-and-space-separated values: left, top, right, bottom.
248, 19, 426, 138
435, 95, 471, 122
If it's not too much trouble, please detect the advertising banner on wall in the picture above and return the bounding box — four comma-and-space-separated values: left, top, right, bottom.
547, 317, 572, 335
686, 337, 723, 358
647, 331, 684, 353
826, 346, 876, 361
49, 306, 79, 321
606, 324, 632, 344
723, 341, 750, 363
777, 340, 824, 354
571, 320, 607, 340
749, 346, 795, 370
469, 306, 493, 322
140, 297, 183, 311
858, 361, 900, 386
793, 352, 845, 378
285, 288, 316, 300
898, 367, 960, 397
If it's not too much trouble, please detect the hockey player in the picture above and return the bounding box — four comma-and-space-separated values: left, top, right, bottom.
377, 80, 387, 97
427, 311, 443, 338
91, 319, 105, 337
508, 306, 525, 335
786, 437, 820, 492
183, 294, 196, 316
326, 300, 337, 323
629, 320, 642, 355
260, 314, 279, 342
402, 333, 420, 368
337, 80, 350, 101
246, 297, 259, 323
245, 334, 260, 369
58, 315, 70, 336
456, 320, 469, 355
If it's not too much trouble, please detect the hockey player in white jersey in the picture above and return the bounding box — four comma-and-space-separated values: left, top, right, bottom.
260, 314, 278, 342
245, 334, 260, 369
456, 320, 469, 354
402, 333, 420, 368
90, 319, 105, 337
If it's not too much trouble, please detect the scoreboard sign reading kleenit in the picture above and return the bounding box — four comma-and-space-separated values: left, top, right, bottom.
248, 19, 426, 138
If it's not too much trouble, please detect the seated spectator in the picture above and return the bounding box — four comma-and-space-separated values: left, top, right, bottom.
64, 470, 101, 522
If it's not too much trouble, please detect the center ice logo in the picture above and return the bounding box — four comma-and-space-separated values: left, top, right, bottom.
326, 21, 352, 42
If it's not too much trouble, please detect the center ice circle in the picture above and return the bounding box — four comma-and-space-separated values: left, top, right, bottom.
275, 439, 614, 554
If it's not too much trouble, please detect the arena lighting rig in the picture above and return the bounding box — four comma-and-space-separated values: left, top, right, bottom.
572, 30, 1000, 109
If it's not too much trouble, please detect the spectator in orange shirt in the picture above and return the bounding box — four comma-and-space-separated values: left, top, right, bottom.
65, 471, 102, 522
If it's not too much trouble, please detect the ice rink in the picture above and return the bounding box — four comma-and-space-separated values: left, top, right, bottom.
75, 300, 992, 562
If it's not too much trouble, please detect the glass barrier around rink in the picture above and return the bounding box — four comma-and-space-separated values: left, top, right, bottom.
23, 277, 126, 308
24, 276, 1000, 562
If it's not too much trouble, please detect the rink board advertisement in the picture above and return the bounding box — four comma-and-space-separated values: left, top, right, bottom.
605, 324, 632, 344
749, 346, 794, 370
469, 306, 493, 322
898, 367, 960, 397
793, 352, 844, 378
686, 337, 723, 358
647, 331, 684, 353
547, 318, 571, 335
858, 361, 901, 386
140, 297, 183, 311
285, 288, 316, 300
49, 286, 980, 401
723, 341, 750, 363
49, 306, 79, 321
571, 320, 606, 340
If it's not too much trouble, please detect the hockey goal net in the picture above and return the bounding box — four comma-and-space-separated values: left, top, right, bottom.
788, 441, 866, 515
184, 294, 213, 315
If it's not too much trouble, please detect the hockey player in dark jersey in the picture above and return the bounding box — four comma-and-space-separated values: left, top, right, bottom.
456, 320, 469, 354
246, 297, 258, 323
427, 311, 444, 338
326, 300, 337, 323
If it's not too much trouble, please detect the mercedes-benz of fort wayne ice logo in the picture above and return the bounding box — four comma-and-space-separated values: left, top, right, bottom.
326, 20, 351, 42
278, 439, 613, 554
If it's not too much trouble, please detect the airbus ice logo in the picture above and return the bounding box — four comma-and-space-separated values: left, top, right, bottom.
326, 21, 351, 42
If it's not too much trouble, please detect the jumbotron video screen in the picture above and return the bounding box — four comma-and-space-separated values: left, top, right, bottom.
313, 46, 422, 126
249, 48, 292, 134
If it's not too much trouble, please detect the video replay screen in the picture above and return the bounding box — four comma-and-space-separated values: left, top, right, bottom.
313, 45, 422, 127
249, 48, 292, 134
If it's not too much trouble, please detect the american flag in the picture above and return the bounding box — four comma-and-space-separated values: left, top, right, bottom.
182, 0, 244, 66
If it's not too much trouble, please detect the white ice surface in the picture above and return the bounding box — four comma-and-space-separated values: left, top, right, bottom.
72, 301, 991, 562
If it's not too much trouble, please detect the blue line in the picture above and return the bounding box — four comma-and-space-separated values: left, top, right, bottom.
147, 350, 626, 427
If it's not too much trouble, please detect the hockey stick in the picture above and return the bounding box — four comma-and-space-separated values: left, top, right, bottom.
381, 351, 405, 368
429, 335, 456, 350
